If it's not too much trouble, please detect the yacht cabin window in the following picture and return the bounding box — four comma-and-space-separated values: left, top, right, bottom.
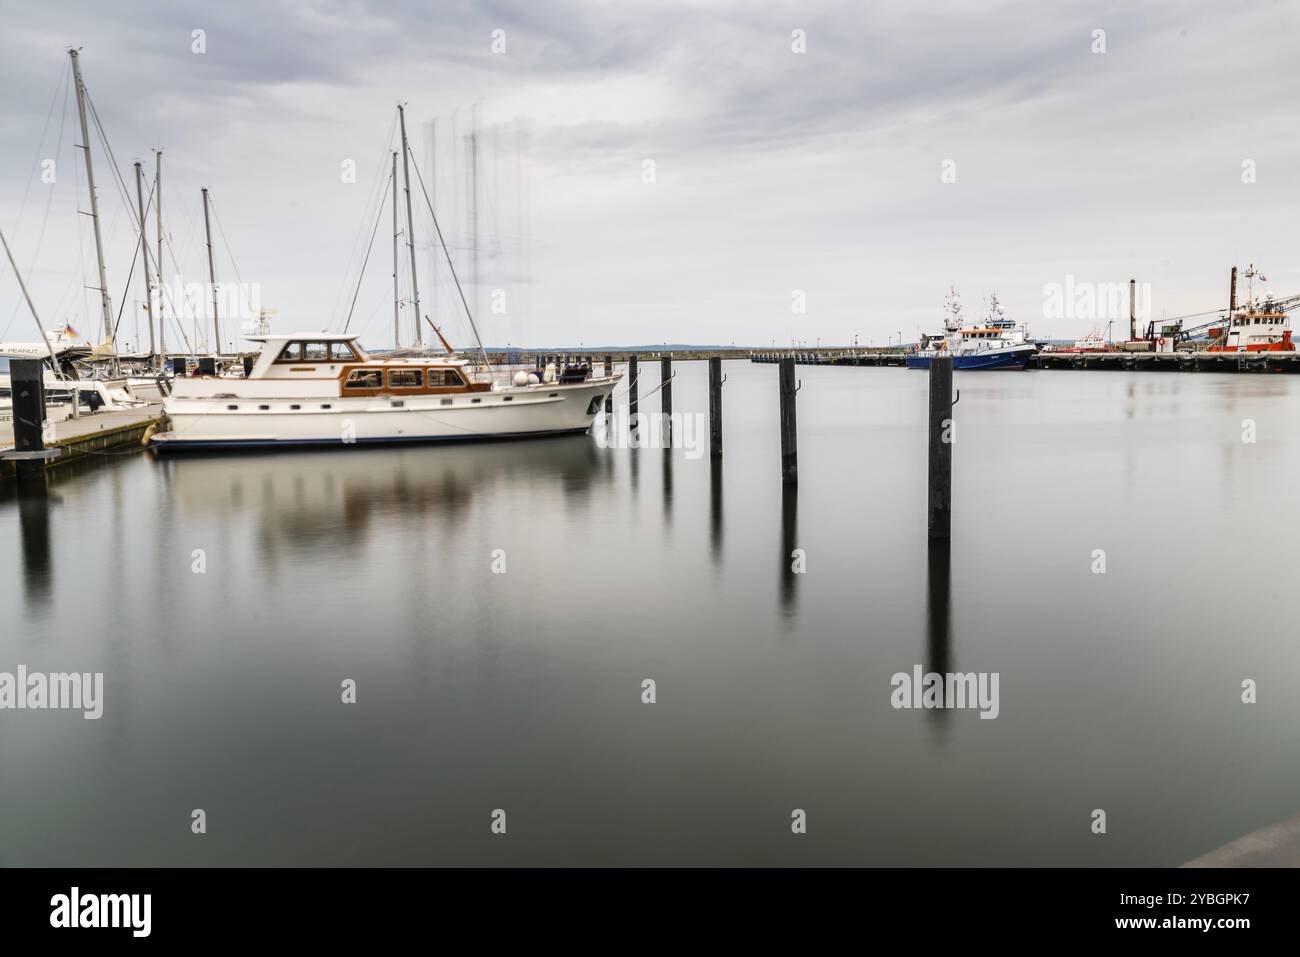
344, 369, 382, 389
388, 369, 422, 388
276, 340, 360, 363
428, 369, 466, 388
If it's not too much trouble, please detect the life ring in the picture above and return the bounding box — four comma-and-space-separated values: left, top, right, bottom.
1157, 337, 1166, 347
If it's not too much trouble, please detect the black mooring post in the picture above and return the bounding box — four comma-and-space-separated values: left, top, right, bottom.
628, 355, 639, 425
928, 354, 954, 539
604, 356, 613, 413
660, 356, 672, 418
778, 357, 798, 485
708, 356, 723, 456
10, 358, 48, 483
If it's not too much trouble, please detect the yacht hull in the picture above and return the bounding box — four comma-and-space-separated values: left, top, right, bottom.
153, 377, 615, 451
906, 346, 1036, 370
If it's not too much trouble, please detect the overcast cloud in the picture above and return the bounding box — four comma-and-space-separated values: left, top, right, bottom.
2, 0, 1298, 350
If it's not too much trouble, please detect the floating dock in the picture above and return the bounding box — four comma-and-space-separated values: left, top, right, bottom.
0, 404, 162, 483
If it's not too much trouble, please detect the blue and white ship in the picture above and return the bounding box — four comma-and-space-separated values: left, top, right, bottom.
906, 289, 1038, 370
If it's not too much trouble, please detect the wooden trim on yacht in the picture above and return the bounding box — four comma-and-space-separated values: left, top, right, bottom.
335, 364, 490, 398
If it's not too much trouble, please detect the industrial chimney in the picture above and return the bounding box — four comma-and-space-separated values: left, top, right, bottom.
1129, 278, 1137, 342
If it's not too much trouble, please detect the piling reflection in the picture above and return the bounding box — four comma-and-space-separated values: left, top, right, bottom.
16, 482, 52, 611
629, 431, 640, 498
925, 535, 952, 728
661, 445, 673, 524
780, 483, 799, 616
709, 457, 723, 565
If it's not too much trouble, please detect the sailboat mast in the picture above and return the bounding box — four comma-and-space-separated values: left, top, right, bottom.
155, 149, 165, 366
426, 119, 437, 331
133, 162, 157, 359
202, 187, 220, 354
392, 150, 400, 348
398, 104, 422, 348
68, 49, 115, 366
0, 227, 59, 364
470, 106, 479, 338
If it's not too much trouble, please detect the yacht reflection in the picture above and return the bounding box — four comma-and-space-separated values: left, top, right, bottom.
926, 536, 952, 727
162, 435, 604, 555
780, 483, 799, 616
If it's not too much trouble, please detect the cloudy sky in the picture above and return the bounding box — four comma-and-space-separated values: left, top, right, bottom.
2, 0, 1298, 351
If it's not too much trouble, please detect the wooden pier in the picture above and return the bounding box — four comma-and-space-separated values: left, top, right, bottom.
1031, 350, 1300, 373
750, 349, 1300, 373
751, 350, 907, 367
1, 404, 162, 483
482, 346, 1300, 374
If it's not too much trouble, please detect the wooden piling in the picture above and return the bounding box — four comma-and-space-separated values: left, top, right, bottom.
778, 357, 797, 485
708, 356, 723, 456
660, 356, 672, 418
928, 354, 953, 538
628, 355, 639, 423
9, 358, 50, 483
604, 356, 613, 413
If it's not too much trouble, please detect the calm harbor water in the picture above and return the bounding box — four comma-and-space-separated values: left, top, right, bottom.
3, 360, 1298, 866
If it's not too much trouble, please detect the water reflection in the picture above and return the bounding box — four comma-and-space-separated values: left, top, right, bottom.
780, 483, 799, 616
15, 483, 52, 611
925, 536, 952, 730
629, 437, 640, 498
661, 446, 673, 524
709, 458, 723, 565
161, 436, 603, 557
